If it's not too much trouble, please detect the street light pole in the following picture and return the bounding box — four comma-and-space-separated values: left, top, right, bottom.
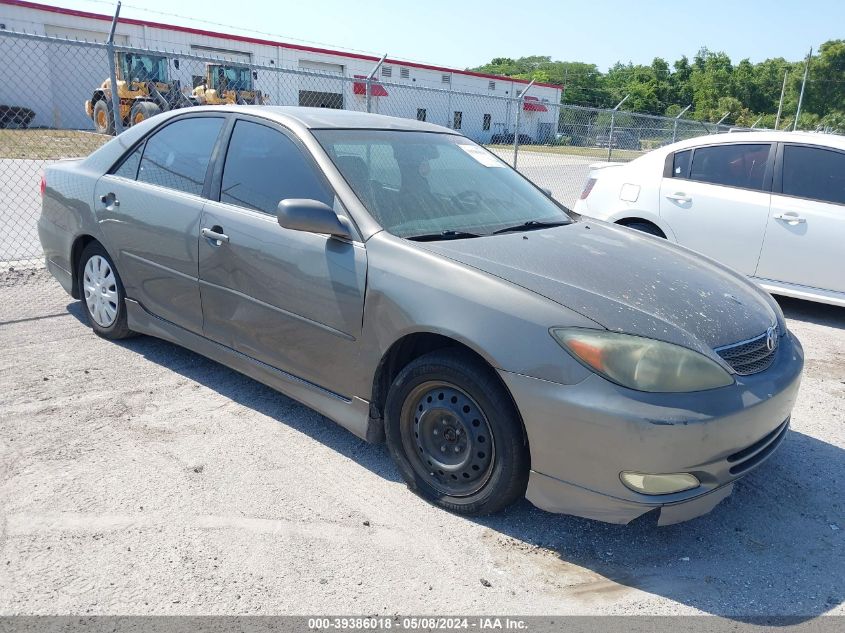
793, 47, 812, 131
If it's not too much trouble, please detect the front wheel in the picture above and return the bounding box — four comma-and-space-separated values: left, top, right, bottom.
78, 242, 134, 340
93, 99, 114, 135
385, 350, 529, 516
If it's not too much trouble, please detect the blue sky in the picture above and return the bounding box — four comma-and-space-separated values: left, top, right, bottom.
35, 0, 843, 70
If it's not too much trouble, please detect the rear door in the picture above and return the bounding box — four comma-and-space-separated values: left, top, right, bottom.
94, 115, 226, 333
755, 143, 845, 294
659, 142, 774, 274
198, 117, 367, 395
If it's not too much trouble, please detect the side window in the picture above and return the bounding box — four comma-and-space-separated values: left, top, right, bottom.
671, 149, 691, 178
112, 144, 143, 179
221, 120, 334, 214
688, 143, 770, 191
782, 145, 845, 205
137, 117, 224, 195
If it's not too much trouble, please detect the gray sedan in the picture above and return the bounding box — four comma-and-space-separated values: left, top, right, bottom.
38, 106, 804, 525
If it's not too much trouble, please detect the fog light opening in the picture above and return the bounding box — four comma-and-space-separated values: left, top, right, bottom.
620, 471, 700, 495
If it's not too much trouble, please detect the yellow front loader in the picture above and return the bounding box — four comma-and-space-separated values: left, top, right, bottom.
85, 52, 197, 135
192, 64, 267, 106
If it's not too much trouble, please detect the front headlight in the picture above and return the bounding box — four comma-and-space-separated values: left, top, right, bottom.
551, 328, 734, 392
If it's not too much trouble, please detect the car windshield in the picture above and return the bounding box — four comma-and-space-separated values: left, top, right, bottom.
211, 66, 253, 91
121, 53, 168, 84
313, 130, 572, 238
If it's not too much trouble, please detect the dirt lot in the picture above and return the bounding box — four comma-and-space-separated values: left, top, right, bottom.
0, 277, 843, 619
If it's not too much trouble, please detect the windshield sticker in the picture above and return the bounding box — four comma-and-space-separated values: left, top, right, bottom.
457, 144, 504, 167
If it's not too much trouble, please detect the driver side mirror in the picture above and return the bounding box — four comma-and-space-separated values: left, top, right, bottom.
277, 199, 352, 239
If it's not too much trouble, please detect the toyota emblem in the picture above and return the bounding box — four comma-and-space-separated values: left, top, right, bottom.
766, 326, 777, 351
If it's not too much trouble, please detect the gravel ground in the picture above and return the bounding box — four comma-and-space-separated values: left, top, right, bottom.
0, 278, 842, 619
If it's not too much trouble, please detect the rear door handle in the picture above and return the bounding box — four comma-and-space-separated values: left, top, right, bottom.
99, 193, 119, 208
665, 192, 691, 203
201, 227, 229, 244
773, 212, 806, 225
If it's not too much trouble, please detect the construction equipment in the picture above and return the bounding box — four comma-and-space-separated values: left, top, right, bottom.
85, 52, 196, 135
192, 64, 266, 106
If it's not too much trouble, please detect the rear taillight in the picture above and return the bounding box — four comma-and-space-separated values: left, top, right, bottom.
579, 177, 597, 200
40, 174, 46, 197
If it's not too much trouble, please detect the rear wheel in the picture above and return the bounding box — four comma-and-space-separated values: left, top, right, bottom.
93, 99, 114, 135
78, 242, 134, 340
129, 101, 162, 127
385, 350, 529, 516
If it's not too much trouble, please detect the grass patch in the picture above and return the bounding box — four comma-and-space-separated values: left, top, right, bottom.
0, 129, 110, 160
485, 143, 644, 161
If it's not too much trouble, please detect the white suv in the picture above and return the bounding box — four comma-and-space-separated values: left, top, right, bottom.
574, 131, 845, 307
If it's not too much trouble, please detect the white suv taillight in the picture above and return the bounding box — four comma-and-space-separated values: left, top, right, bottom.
580, 177, 597, 200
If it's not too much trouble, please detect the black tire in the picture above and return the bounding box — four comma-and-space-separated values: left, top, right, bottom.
621, 220, 665, 238
93, 99, 115, 135
77, 242, 134, 340
384, 349, 529, 516
129, 101, 161, 127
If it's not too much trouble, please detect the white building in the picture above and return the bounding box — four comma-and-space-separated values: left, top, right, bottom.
0, 0, 562, 141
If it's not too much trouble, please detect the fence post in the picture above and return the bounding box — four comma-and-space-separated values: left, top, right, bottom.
512, 79, 535, 170
106, 1, 123, 134
365, 53, 387, 114
607, 95, 629, 161
671, 104, 692, 144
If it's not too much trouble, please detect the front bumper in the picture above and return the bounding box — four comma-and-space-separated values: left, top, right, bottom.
500, 332, 804, 525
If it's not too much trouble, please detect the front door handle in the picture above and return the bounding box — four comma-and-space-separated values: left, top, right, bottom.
201, 226, 229, 244
773, 212, 806, 225
665, 192, 691, 203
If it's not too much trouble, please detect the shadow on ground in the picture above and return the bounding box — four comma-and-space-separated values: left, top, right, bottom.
66, 299, 844, 621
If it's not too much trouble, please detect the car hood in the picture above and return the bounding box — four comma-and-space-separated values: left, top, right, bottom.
418, 221, 776, 354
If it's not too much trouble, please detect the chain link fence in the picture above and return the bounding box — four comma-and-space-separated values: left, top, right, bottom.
0, 29, 732, 322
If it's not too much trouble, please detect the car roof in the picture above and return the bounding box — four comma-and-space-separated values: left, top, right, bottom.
161, 105, 460, 134
666, 130, 845, 153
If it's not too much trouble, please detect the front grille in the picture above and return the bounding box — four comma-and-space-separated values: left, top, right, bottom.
727, 419, 789, 475
716, 326, 779, 375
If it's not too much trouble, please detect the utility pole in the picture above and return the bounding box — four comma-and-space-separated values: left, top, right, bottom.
561, 68, 568, 103
794, 47, 812, 132
775, 69, 788, 130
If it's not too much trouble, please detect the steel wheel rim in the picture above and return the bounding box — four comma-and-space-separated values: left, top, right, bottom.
133, 112, 144, 125
83, 255, 119, 327
400, 381, 495, 497
96, 109, 107, 129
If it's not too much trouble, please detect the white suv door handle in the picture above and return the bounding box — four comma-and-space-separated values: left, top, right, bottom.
665, 192, 692, 203
773, 212, 806, 224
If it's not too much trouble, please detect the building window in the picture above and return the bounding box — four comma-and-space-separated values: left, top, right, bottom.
453, 111, 462, 130
482, 114, 491, 131
442, 74, 451, 84
381, 65, 392, 77
488, 80, 495, 90
400, 67, 410, 79
417, 108, 427, 122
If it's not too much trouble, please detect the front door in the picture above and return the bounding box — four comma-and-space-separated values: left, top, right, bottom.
755, 143, 845, 294
659, 142, 773, 275
198, 118, 366, 396
94, 115, 226, 333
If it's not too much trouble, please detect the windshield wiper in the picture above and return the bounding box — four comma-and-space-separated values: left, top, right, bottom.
406, 230, 484, 242
490, 219, 570, 235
